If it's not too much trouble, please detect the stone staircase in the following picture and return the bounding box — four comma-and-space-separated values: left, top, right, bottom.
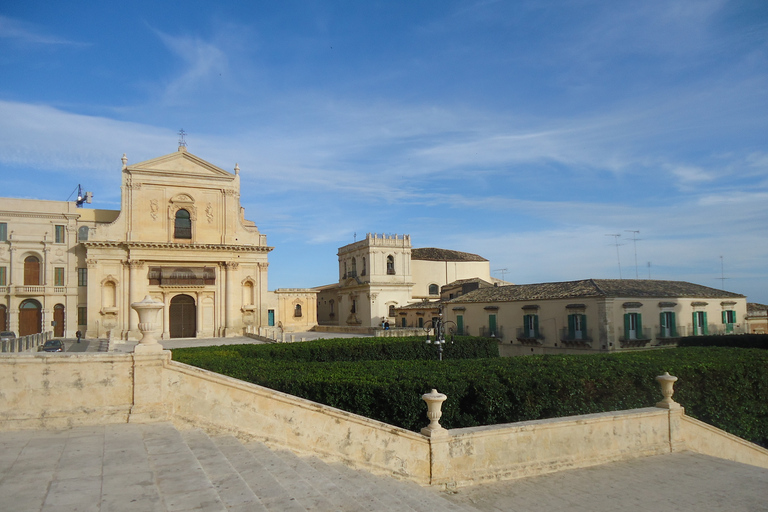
0, 422, 478, 512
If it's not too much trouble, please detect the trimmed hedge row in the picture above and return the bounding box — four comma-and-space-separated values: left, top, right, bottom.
172, 343, 768, 447
172, 335, 499, 364
677, 333, 768, 350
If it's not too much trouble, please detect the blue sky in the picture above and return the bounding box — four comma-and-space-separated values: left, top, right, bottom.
1, 1, 767, 303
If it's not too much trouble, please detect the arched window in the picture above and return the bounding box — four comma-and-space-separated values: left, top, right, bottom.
78, 226, 89, 241
24, 256, 40, 285
429, 284, 439, 295
329, 300, 335, 316
361, 257, 366, 276
351, 258, 357, 277
386, 255, 395, 275
388, 305, 395, 317
294, 304, 302, 317
174, 209, 192, 239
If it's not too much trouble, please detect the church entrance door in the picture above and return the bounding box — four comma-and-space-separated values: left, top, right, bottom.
19, 299, 42, 336
170, 294, 196, 338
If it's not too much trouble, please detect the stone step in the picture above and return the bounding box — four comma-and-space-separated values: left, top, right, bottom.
303, 456, 423, 512
211, 435, 307, 512
182, 429, 268, 512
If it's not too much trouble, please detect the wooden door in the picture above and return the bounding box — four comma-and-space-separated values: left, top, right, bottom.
169, 295, 196, 338
53, 304, 65, 337
19, 300, 42, 336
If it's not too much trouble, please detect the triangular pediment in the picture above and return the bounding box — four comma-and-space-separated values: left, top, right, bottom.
127, 148, 235, 180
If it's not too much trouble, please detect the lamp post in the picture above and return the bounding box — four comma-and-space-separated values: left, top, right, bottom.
425, 303, 456, 361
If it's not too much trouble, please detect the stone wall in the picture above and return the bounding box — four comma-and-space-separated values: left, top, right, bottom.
1, 351, 767, 487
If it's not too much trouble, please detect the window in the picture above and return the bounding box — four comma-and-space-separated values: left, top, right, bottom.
722, 310, 736, 333
0, 223, 6, 241
388, 305, 395, 317
418, 317, 423, 328
78, 226, 89, 242
0, 266, 5, 286
692, 311, 708, 336
350, 258, 357, 278
624, 312, 643, 340
401, 317, 407, 327
55, 225, 65, 244
24, 256, 40, 285
567, 314, 587, 340
351, 300, 356, 314
386, 255, 395, 275
78, 268, 87, 287
428, 284, 439, 296
488, 314, 497, 336
523, 314, 539, 338
361, 257, 366, 276
174, 209, 192, 239
659, 312, 677, 338
78, 306, 87, 326
329, 300, 335, 316
294, 304, 302, 317
456, 315, 464, 335
54, 267, 65, 286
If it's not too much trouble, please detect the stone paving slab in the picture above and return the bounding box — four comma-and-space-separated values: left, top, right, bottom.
442, 451, 768, 512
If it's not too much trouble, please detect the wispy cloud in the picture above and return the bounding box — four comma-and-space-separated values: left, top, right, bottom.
0, 15, 87, 46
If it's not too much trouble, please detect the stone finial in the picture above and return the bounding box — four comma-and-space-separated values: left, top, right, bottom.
234, 163, 240, 175
421, 389, 448, 437
655, 372, 681, 409
121, 153, 128, 169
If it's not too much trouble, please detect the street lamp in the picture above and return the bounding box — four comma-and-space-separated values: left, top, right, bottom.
425, 303, 456, 361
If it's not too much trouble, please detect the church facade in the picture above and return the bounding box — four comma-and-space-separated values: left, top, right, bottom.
0, 146, 289, 340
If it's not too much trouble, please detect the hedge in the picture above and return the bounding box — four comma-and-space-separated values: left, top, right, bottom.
172, 342, 768, 447
677, 333, 768, 350
171, 335, 499, 364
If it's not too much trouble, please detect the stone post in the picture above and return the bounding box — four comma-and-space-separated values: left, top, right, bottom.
421, 389, 448, 437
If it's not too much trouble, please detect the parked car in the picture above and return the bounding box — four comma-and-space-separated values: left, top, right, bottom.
0, 331, 15, 343
41, 339, 65, 353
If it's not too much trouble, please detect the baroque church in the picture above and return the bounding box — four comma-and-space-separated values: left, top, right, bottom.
0, 145, 315, 340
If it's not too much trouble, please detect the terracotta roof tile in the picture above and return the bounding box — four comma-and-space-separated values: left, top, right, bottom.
411, 248, 487, 262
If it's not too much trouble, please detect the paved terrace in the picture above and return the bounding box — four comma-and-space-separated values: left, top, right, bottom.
4, 335, 768, 511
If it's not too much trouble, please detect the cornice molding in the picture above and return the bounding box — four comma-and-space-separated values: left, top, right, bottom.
82, 241, 273, 252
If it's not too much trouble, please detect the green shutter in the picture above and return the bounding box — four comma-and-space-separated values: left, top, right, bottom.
692, 312, 698, 335
489, 314, 497, 336
568, 314, 575, 338
722, 311, 727, 324
457, 315, 463, 335
581, 315, 587, 336
533, 315, 539, 338
702, 312, 708, 335
523, 314, 530, 337
670, 312, 677, 337
624, 314, 630, 340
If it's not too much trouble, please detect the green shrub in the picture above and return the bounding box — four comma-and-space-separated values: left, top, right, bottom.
172, 342, 768, 447
677, 333, 768, 349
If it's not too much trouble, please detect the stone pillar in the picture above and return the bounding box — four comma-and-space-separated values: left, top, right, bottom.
127, 260, 144, 339
129, 351, 171, 423
224, 262, 238, 336
162, 291, 170, 340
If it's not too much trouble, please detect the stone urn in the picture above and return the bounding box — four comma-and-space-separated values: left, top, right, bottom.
421, 389, 448, 437
655, 372, 681, 409
131, 295, 165, 353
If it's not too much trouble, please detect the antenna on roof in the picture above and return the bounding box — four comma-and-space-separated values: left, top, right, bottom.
625, 230, 641, 279
494, 268, 509, 281
647, 261, 651, 279
606, 234, 623, 279
718, 256, 731, 290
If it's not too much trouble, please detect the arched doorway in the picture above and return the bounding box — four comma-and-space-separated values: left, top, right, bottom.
0, 304, 7, 331
19, 299, 42, 336
169, 294, 196, 338
53, 304, 65, 337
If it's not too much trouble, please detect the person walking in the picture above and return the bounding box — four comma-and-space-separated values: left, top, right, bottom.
76, 330, 82, 343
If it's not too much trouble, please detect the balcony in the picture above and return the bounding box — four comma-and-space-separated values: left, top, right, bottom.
14, 286, 46, 295
516, 327, 544, 345
479, 326, 503, 339
619, 328, 652, 348
559, 327, 593, 348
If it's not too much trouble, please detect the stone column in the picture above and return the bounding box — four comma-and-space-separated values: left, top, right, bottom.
127, 260, 144, 339
162, 291, 170, 340
196, 291, 204, 336
224, 261, 238, 336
